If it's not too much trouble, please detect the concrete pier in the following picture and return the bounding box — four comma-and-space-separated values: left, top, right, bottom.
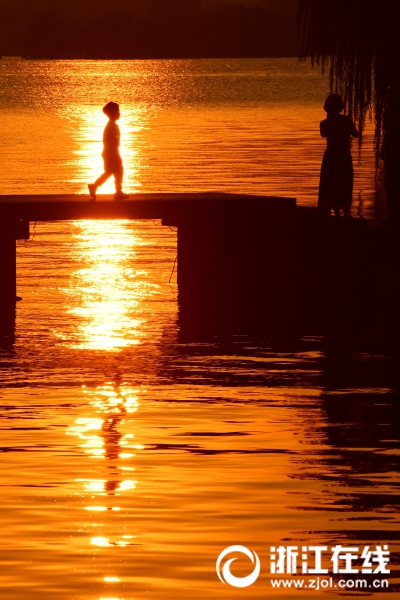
0, 193, 295, 306
0, 193, 376, 335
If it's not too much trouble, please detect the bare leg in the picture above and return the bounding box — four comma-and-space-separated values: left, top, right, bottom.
94, 171, 112, 188
114, 165, 129, 200
114, 166, 123, 194
88, 171, 112, 199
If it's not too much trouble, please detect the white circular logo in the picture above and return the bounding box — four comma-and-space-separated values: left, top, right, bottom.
216, 545, 261, 588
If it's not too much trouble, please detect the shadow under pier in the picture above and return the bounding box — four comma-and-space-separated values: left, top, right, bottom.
176, 207, 379, 343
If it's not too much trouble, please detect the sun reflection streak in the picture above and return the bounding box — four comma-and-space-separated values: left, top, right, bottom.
67, 385, 142, 466
76, 479, 107, 493
66, 382, 143, 579
62, 220, 153, 351
91, 537, 111, 547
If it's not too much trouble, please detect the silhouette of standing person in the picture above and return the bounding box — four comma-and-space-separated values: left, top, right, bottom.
88, 102, 129, 201
379, 82, 400, 220
318, 94, 358, 217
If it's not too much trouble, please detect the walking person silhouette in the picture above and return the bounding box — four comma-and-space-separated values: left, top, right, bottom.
88, 102, 129, 201
318, 94, 358, 217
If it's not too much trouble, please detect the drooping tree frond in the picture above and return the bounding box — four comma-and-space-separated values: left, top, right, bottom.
298, 0, 400, 161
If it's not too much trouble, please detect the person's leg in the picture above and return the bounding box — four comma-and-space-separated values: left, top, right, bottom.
88, 156, 115, 200
345, 160, 354, 219
88, 170, 112, 199
94, 171, 112, 188
114, 159, 129, 200
114, 163, 123, 194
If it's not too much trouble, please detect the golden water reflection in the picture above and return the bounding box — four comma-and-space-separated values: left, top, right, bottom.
63, 221, 152, 585
63, 220, 157, 351
66, 382, 144, 591
67, 383, 142, 465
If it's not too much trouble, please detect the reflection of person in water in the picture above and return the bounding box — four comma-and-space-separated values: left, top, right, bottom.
88, 102, 129, 202
379, 83, 400, 220
318, 94, 359, 217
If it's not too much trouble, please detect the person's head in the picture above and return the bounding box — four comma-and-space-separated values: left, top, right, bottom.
103, 102, 120, 121
323, 93, 344, 115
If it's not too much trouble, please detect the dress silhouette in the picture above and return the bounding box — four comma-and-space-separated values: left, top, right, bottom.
318, 94, 359, 217
379, 83, 400, 219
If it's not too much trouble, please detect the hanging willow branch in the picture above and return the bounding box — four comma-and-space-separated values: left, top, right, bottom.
298, 0, 400, 162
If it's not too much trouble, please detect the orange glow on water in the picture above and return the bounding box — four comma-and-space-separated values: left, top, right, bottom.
1, 59, 379, 218
63, 220, 147, 351
1, 59, 398, 600
67, 384, 142, 468
64, 383, 143, 591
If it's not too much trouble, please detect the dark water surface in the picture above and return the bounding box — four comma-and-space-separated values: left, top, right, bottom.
0, 59, 398, 599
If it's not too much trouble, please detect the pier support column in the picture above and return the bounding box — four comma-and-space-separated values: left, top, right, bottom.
175, 207, 297, 339
0, 230, 17, 307
176, 210, 295, 294
0, 219, 28, 308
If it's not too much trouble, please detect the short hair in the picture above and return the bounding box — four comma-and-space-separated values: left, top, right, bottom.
103, 102, 119, 117
323, 94, 344, 114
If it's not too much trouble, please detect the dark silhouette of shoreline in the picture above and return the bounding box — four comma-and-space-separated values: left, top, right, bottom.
1, 5, 298, 60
